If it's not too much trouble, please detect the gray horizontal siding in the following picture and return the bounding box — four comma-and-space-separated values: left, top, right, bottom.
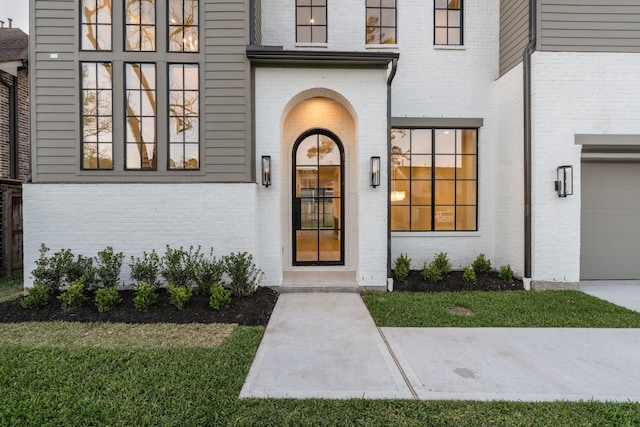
32, 0, 253, 183
539, 0, 640, 52
500, 0, 529, 76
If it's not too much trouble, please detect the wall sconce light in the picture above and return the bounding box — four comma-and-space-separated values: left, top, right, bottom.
370, 156, 381, 188
261, 155, 271, 187
555, 165, 573, 197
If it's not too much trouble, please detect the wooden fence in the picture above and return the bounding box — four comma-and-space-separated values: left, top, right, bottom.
1, 180, 23, 276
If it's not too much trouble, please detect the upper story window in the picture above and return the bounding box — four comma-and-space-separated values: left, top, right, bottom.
168, 0, 199, 52
81, 62, 113, 169
391, 128, 477, 231
296, 0, 327, 43
434, 0, 462, 46
81, 0, 112, 50
366, 0, 396, 45
125, 63, 157, 170
169, 64, 200, 169
125, 0, 156, 51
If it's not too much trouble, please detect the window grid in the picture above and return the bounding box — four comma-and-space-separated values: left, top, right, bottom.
366, 0, 397, 45
80, 0, 112, 51
168, 64, 200, 170
296, 0, 327, 43
81, 62, 113, 170
168, 0, 199, 52
125, 0, 156, 51
391, 128, 477, 231
125, 63, 157, 170
434, 0, 462, 46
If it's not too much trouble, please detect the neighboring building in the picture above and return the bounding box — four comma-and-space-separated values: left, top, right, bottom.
24, 0, 640, 289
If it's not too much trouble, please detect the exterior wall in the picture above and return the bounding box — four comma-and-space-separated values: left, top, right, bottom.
0, 68, 30, 180
530, 51, 640, 283
23, 183, 258, 287
538, 0, 640, 53
499, 0, 528, 76
254, 67, 388, 287
31, 0, 252, 183
390, 0, 500, 270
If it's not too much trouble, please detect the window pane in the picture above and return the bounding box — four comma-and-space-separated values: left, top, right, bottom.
456, 206, 476, 231
435, 0, 448, 8
448, 28, 461, 45
381, 27, 395, 44
461, 129, 477, 154
411, 180, 431, 204
169, 0, 199, 52
435, 155, 455, 179
184, 144, 199, 169
435, 129, 455, 153
312, 25, 327, 43
381, 0, 395, 7
410, 155, 431, 179
391, 180, 409, 205
366, 0, 380, 7
435, 180, 455, 204
412, 206, 432, 231
297, 27, 311, 43
381, 9, 395, 27
168, 64, 199, 170
391, 206, 410, 230
458, 155, 476, 179
434, 207, 455, 230
82, 61, 113, 170
435, 28, 447, 44
456, 181, 476, 205
448, 10, 460, 27
83, 143, 98, 168
435, 10, 447, 27
313, 9, 327, 26
297, 7, 311, 25
391, 128, 410, 154
412, 129, 431, 153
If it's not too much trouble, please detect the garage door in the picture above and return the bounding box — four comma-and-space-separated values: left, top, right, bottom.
581, 161, 640, 280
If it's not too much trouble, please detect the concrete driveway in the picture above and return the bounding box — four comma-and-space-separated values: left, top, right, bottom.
580, 280, 640, 312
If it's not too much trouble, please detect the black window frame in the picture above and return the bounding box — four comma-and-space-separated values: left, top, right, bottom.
80, 0, 113, 51
124, 0, 157, 52
167, 0, 199, 52
366, 0, 397, 45
124, 62, 158, 171
434, 0, 463, 46
80, 61, 114, 170
168, 63, 200, 170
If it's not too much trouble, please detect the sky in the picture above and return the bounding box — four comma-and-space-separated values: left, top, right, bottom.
0, 0, 29, 33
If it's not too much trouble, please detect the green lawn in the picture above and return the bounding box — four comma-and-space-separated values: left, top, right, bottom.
1, 323, 639, 426
0, 274, 22, 303
363, 290, 640, 328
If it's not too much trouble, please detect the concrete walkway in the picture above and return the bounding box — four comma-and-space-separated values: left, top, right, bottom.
241, 293, 640, 402
580, 280, 640, 312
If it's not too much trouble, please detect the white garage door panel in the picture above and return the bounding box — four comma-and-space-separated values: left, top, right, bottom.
581, 162, 640, 280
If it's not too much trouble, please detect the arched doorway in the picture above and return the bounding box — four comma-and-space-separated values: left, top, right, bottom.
292, 129, 344, 265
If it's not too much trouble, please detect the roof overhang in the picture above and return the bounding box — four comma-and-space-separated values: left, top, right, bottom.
246, 45, 399, 68
0, 60, 23, 77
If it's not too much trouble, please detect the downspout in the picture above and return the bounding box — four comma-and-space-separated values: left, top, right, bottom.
0, 75, 18, 179
386, 58, 398, 284
523, 0, 536, 280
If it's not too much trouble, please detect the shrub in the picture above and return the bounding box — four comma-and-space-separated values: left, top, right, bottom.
472, 253, 492, 274
168, 284, 193, 310
499, 264, 514, 282
95, 286, 122, 313
130, 250, 162, 289
432, 252, 452, 275
422, 263, 443, 283
67, 254, 96, 289
58, 278, 88, 309
392, 253, 411, 282
20, 284, 50, 310
463, 266, 477, 284
194, 249, 224, 295
209, 284, 231, 311
31, 245, 96, 294
222, 252, 264, 297
31, 244, 65, 294
133, 283, 157, 310
161, 246, 198, 288
95, 247, 125, 289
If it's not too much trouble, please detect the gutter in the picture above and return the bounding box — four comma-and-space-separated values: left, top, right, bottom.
386, 58, 398, 285
523, 0, 536, 280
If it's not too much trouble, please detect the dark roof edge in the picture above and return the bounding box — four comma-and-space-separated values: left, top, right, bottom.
246, 45, 399, 67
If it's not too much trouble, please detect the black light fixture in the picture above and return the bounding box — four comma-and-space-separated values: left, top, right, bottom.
370, 156, 381, 188
555, 165, 573, 197
261, 155, 271, 187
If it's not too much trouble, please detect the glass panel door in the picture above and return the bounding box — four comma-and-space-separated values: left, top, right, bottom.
293, 131, 344, 265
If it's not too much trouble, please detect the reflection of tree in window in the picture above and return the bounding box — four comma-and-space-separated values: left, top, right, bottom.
366, 0, 396, 44
125, 0, 156, 51
169, 64, 199, 170
125, 63, 157, 170
82, 62, 113, 169
306, 137, 334, 160
169, 0, 199, 52
81, 0, 112, 50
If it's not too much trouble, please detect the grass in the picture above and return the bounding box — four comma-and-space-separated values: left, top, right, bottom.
1, 323, 638, 426
0, 274, 23, 303
363, 290, 640, 328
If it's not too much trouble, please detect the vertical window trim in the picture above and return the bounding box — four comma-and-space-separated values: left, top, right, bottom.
295, 0, 328, 44
80, 0, 113, 51
124, 62, 158, 171
124, 0, 157, 52
434, 0, 463, 46
167, 0, 200, 52
80, 61, 114, 170
167, 63, 200, 170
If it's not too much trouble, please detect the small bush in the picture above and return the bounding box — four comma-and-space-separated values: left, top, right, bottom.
472, 253, 492, 274
422, 263, 443, 283
194, 249, 224, 295
133, 283, 157, 310
392, 253, 411, 282
161, 246, 198, 288
209, 284, 231, 311
31, 245, 96, 294
95, 286, 122, 313
499, 264, 514, 282
67, 254, 96, 288
58, 278, 88, 309
168, 284, 193, 310
31, 244, 64, 294
223, 252, 264, 297
463, 266, 477, 284
19, 284, 49, 310
432, 252, 451, 275
130, 250, 162, 289
95, 247, 125, 289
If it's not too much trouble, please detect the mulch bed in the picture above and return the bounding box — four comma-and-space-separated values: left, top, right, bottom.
0, 287, 279, 326
393, 270, 524, 292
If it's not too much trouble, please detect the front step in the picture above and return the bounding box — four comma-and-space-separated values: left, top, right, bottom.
278, 271, 386, 293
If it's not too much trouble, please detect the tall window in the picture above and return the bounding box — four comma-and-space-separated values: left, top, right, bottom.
125, 0, 156, 51
168, 0, 199, 52
434, 0, 462, 45
81, 62, 113, 169
391, 128, 477, 231
125, 63, 157, 170
366, 0, 396, 45
81, 0, 112, 50
169, 64, 199, 169
296, 0, 327, 43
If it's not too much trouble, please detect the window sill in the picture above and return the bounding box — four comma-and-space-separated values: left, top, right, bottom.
433, 45, 466, 51
365, 44, 399, 50
295, 43, 328, 48
391, 231, 480, 237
